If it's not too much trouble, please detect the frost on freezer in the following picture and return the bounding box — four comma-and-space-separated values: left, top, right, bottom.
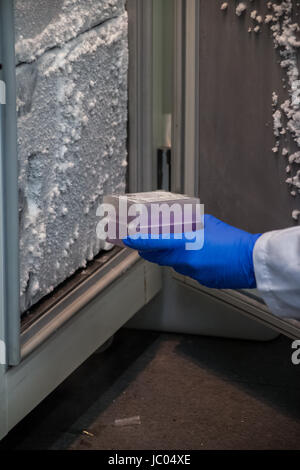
14, 0, 126, 64
220, 0, 300, 219
220, 3, 228, 11
292, 209, 300, 220
266, 1, 300, 210
272, 109, 283, 136
16, 5, 128, 313
236, 3, 247, 16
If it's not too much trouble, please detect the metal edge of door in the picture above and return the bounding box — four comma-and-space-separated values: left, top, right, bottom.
127, 0, 154, 192
20, 250, 139, 359
172, 0, 184, 194
183, 0, 199, 198
173, 272, 300, 339
0, 1, 7, 439
0, 0, 20, 367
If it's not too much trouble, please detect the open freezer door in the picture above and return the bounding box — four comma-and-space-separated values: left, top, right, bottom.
128, 0, 300, 340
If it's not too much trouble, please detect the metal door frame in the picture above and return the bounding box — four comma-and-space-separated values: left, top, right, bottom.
172, 0, 200, 197
127, 0, 154, 192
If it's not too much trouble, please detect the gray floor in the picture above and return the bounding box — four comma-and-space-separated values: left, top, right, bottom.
1, 330, 300, 450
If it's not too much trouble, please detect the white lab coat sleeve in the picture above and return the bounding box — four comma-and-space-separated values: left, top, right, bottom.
253, 226, 300, 319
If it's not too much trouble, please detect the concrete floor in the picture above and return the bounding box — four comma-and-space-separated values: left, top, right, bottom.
1, 329, 300, 450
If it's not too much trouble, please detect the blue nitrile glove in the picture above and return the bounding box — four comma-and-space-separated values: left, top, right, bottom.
123, 214, 262, 289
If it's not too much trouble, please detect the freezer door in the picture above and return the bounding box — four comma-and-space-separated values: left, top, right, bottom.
178, 0, 300, 338
129, 0, 300, 340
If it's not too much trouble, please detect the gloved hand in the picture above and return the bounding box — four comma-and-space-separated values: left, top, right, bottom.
123, 214, 261, 289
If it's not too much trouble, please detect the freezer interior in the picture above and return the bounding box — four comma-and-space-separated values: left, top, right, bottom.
14, 0, 129, 315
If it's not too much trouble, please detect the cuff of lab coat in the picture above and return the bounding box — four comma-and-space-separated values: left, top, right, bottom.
253, 230, 295, 318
